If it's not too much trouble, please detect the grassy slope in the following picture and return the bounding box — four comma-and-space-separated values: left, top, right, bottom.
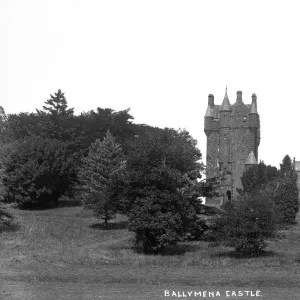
1, 204, 300, 299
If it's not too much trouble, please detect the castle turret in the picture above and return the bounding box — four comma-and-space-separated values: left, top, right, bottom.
204, 94, 214, 135
219, 88, 231, 168
245, 151, 258, 170
249, 93, 259, 159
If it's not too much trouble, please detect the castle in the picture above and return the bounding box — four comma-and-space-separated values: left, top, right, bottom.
204, 89, 260, 205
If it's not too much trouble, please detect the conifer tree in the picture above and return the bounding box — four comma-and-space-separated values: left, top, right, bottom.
241, 166, 258, 194
39, 89, 74, 117
280, 155, 293, 176
274, 154, 299, 223
36, 89, 75, 141
78, 130, 126, 227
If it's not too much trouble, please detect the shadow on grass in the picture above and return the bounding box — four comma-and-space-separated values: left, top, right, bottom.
131, 242, 201, 256
18, 199, 82, 211
89, 221, 128, 230
0, 222, 20, 234
210, 249, 283, 259
160, 243, 201, 256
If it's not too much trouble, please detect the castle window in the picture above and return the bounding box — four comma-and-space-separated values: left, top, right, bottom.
226, 190, 232, 202
243, 116, 247, 122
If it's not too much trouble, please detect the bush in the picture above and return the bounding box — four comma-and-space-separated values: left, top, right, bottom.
184, 218, 209, 241
126, 128, 202, 254
211, 188, 277, 256
2, 136, 74, 206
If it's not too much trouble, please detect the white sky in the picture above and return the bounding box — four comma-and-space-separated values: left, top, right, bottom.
0, 0, 299, 168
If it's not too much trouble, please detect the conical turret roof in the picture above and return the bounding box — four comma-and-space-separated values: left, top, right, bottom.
250, 101, 258, 114
245, 151, 258, 165
205, 105, 214, 118
220, 88, 232, 111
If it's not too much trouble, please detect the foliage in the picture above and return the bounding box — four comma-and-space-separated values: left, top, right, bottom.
184, 218, 209, 241
36, 89, 75, 142
0, 160, 13, 227
2, 136, 74, 206
271, 154, 299, 223
211, 188, 277, 256
201, 166, 232, 200
78, 130, 126, 227
241, 166, 258, 194
280, 155, 293, 176
273, 174, 299, 223
125, 128, 202, 254
74, 108, 134, 155
241, 161, 279, 195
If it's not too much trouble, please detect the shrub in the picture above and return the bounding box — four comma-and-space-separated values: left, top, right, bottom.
2, 136, 74, 206
184, 218, 209, 241
211, 188, 277, 256
0, 161, 13, 228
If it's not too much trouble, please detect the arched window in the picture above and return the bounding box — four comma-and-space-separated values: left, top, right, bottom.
226, 190, 232, 202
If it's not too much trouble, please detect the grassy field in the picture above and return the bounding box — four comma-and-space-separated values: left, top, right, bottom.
1, 202, 300, 299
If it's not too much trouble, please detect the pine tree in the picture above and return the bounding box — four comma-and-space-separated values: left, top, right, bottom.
78, 130, 126, 227
280, 155, 293, 176
36, 89, 75, 141
39, 89, 74, 117
241, 166, 258, 194
273, 154, 299, 223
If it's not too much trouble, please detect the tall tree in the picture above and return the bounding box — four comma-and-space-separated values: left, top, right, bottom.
36, 89, 75, 142
241, 166, 258, 194
78, 130, 126, 227
280, 155, 293, 177
241, 161, 278, 195
274, 154, 299, 223
125, 128, 202, 253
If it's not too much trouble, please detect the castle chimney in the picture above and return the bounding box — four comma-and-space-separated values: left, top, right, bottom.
208, 94, 214, 107
237, 91, 243, 102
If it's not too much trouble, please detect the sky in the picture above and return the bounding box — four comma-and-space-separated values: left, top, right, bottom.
0, 0, 299, 168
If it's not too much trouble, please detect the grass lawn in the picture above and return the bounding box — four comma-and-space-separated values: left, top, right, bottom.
1, 202, 300, 299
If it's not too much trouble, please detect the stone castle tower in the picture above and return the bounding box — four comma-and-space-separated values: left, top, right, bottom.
204, 89, 260, 204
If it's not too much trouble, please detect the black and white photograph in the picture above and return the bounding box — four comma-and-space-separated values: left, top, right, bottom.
0, 1, 300, 299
